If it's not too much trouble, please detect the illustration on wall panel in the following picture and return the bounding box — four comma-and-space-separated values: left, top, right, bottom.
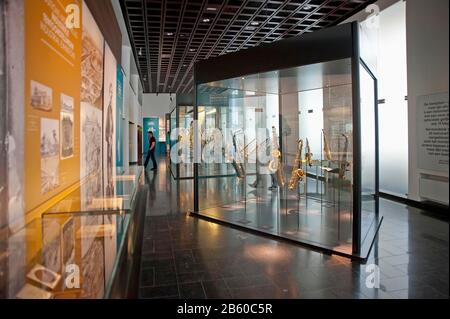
60, 94, 74, 160
103, 44, 117, 198
80, 104, 102, 209
31, 80, 53, 112
81, 1, 104, 110
80, 1, 104, 210
40, 118, 60, 194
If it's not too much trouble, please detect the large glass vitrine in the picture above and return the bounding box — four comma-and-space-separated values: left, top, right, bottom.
169, 94, 195, 180
192, 22, 381, 260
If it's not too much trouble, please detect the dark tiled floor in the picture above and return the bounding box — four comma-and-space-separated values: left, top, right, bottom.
139, 158, 449, 299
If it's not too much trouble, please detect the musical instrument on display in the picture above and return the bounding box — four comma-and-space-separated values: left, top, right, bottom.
339, 134, 350, 179
288, 139, 305, 191
305, 138, 313, 167
322, 129, 332, 161
189, 121, 194, 151
268, 126, 286, 187
231, 130, 246, 179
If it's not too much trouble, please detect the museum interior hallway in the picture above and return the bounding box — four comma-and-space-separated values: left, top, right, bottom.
137, 157, 449, 299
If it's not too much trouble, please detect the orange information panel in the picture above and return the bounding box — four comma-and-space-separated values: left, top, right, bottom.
24, 0, 82, 213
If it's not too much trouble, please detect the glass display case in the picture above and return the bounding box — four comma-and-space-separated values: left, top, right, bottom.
168, 94, 195, 180
193, 22, 381, 260
0, 166, 144, 299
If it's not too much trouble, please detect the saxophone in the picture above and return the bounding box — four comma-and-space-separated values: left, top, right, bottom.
189, 121, 194, 151
268, 126, 285, 187
322, 129, 332, 161
339, 134, 349, 179
288, 140, 305, 191
231, 131, 246, 179
305, 138, 313, 167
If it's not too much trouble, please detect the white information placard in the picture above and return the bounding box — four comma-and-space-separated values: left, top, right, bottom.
417, 92, 449, 172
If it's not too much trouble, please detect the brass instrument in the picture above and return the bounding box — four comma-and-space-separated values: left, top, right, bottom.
339, 134, 350, 179
268, 126, 285, 187
288, 140, 305, 191
231, 130, 246, 179
189, 121, 194, 151
322, 129, 332, 161
305, 138, 313, 167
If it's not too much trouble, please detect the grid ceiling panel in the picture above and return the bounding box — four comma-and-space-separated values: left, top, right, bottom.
120, 0, 374, 94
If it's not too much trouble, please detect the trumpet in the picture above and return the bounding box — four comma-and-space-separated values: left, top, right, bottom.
268, 126, 285, 187
288, 140, 305, 191
322, 129, 332, 161
305, 138, 313, 167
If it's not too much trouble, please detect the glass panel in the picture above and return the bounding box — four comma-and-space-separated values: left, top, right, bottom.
169, 108, 177, 177
1, 166, 142, 299
359, 63, 377, 246
169, 105, 194, 180
378, 1, 408, 197
196, 59, 357, 255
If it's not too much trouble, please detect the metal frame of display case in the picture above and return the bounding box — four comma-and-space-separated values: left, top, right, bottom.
0, 0, 7, 298
192, 22, 382, 261
168, 93, 195, 180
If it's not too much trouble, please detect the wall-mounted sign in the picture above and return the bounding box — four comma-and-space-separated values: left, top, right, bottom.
417, 92, 449, 173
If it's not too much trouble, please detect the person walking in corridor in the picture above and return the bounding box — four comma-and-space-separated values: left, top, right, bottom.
144, 130, 157, 171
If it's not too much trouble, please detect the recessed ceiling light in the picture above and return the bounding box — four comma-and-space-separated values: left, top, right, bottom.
245, 26, 256, 31
250, 21, 259, 26
206, 7, 217, 12
202, 18, 210, 23
166, 32, 174, 36
189, 48, 196, 52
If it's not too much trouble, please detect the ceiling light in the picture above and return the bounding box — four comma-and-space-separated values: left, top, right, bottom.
304, 5, 312, 10
189, 48, 196, 52
250, 21, 259, 26
206, 7, 217, 12
202, 18, 210, 23
138, 48, 143, 56
166, 32, 174, 36
245, 26, 256, 31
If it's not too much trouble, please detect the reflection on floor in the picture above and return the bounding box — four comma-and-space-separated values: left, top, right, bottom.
199, 174, 357, 255
139, 157, 449, 299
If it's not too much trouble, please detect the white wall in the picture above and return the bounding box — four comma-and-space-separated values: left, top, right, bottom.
406, 0, 449, 202
345, 0, 449, 204
112, 0, 144, 166
142, 93, 176, 119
